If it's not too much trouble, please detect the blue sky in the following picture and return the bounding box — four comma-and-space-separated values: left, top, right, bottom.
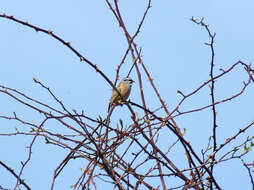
0, 1, 254, 189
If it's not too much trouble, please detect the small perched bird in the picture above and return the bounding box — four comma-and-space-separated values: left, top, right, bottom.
108, 77, 134, 112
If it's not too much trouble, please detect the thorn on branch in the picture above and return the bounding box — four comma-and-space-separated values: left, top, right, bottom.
45, 137, 50, 144
33, 77, 40, 83
219, 68, 225, 72
13, 112, 17, 118
80, 56, 85, 62
177, 90, 185, 97
94, 64, 99, 72
48, 30, 53, 35
176, 109, 181, 114
239, 129, 244, 133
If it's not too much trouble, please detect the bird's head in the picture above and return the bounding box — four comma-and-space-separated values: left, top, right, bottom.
122, 77, 134, 87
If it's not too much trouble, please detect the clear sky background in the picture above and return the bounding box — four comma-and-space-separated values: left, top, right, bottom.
0, 0, 254, 189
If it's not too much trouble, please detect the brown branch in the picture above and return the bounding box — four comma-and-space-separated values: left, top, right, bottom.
0, 161, 31, 190
0, 13, 128, 114
242, 160, 254, 189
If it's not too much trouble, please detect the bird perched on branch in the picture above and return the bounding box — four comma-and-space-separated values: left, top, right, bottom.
108, 77, 134, 112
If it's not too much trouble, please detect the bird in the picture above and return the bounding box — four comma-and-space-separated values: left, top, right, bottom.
108, 77, 134, 112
